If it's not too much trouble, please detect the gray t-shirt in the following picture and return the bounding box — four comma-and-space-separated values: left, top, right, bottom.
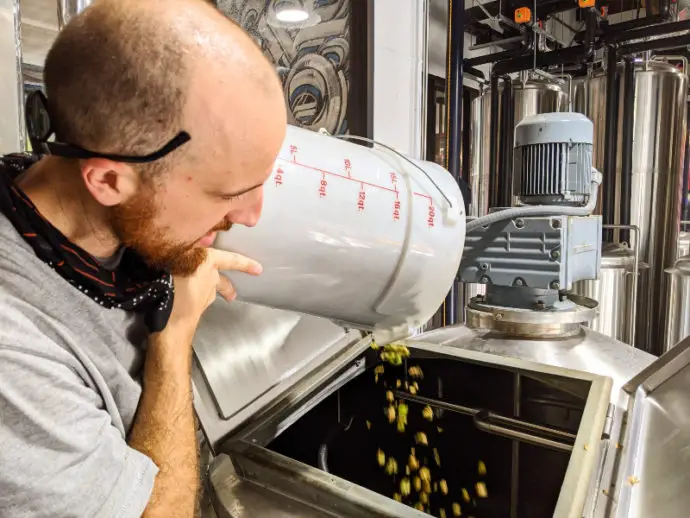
0, 213, 158, 517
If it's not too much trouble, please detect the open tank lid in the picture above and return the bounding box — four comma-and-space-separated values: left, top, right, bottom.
614, 335, 690, 518
192, 299, 363, 452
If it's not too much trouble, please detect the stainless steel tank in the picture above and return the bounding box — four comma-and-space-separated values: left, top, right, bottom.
572, 61, 688, 354
573, 243, 637, 345
57, 0, 93, 29
469, 92, 491, 219
196, 297, 667, 518
664, 255, 690, 352
679, 231, 690, 258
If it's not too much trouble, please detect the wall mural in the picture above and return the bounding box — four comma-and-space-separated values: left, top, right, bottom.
217, 0, 352, 135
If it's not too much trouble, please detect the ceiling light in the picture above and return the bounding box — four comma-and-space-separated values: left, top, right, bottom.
275, 7, 309, 23
267, 1, 321, 28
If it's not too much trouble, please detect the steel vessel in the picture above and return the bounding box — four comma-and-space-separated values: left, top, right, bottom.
664, 255, 690, 352
573, 243, 638, 345
572, 61, 688, 354
188, 297, 690, 518
678, 231, 690, 258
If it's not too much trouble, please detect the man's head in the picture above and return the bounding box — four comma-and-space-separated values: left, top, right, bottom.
43, 0, 287, 275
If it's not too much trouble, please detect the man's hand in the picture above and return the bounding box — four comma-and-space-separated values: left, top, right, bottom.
163, 249, 262, 342
131, 248, 261, 518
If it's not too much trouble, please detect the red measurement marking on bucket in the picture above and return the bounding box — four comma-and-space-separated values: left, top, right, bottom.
427, 203, 436, 228
344, 159, 352, 178
274, 158, 446, 227
393, 199, 402, 221
390, 172, 398, 189
289, 145, 298, 162
274, 166, 284, 187
319, 173, 328, 198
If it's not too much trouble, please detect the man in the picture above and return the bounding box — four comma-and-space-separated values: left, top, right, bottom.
0, 0, 287, 516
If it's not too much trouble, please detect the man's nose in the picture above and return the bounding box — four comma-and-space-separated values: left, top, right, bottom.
229, 189, 263, 228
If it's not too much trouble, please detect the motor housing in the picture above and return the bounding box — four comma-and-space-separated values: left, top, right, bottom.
513, 112, 594, 206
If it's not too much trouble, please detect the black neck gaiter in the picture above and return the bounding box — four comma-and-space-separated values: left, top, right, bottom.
0, 154, 174, 332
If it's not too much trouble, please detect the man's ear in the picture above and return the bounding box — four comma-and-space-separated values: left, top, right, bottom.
80, 158, 140, 207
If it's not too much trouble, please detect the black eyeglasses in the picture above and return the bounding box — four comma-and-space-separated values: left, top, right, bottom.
25, 90, 191, 164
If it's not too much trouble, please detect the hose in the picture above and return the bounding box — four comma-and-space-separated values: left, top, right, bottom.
317, 416, 354, 473
317, 443, 329, 473
466, 168, 602, 233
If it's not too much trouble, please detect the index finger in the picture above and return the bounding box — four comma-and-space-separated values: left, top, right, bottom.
207, 248, 262, 275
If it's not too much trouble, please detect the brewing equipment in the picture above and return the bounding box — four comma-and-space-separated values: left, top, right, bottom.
195, 301, 669, 518
23, 2, 690, 517
57, 1, 93, 29
574, 242, 638, 345
572, 60, 689, 354
664, 255, 690, 351
195, 110, 690, 518
194, 289, 690, 518
466, 78, 569, 319
679, 231, 690, 258
460, 112, 602, 341
661, 230, 690, 351
469, 93, 490, 219
205, 331, 616, 518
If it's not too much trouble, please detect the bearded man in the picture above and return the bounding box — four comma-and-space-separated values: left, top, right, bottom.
0, 0, 287, 516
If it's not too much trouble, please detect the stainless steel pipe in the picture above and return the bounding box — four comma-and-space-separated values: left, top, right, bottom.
57, 0, 92, 30
394, 391, 576, 452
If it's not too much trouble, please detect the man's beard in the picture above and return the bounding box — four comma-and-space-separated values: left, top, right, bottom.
109, 185, 232, 276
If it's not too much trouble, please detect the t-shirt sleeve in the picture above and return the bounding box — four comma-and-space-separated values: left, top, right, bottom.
0, 345, 158, 518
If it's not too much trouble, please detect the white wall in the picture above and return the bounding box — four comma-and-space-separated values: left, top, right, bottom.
373, 0, 427, 158
20, 0, 59, 67
371, 0, 494, 159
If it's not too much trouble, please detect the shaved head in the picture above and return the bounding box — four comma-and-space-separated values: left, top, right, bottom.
44, 0, 282, 174
37, 0, 287, 274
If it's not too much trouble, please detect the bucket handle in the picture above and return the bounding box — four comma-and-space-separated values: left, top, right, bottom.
317, 129, 456, 213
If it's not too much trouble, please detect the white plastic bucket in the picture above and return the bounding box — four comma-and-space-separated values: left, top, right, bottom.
215, 124, 467, 342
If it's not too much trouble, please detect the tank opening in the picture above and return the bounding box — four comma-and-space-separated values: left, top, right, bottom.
268, 351, 591, 518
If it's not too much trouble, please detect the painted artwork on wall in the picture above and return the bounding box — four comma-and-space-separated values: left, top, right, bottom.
217, 0, 368, 136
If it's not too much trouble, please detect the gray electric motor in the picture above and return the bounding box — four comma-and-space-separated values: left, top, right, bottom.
459, 110, 602, 299
513, 112, 594, 206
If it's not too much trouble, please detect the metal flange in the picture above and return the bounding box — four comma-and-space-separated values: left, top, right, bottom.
466, 294, 598, 338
